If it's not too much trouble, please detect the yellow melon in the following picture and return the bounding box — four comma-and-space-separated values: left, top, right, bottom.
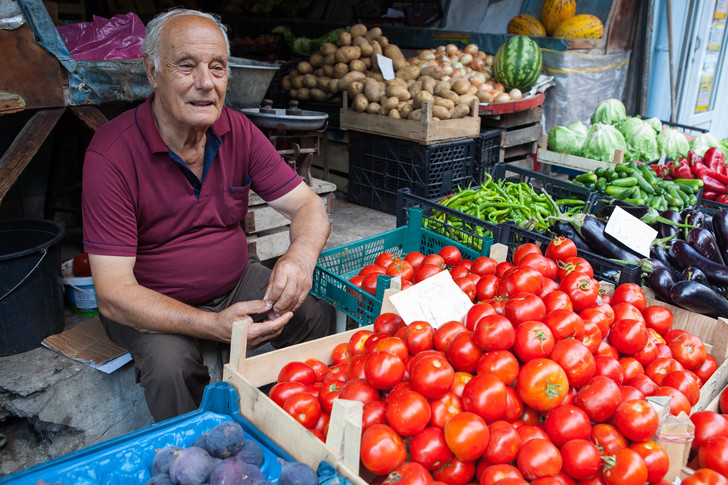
553, 14, 605, 39
541, 0, 576, 36
507, 14, 547, 37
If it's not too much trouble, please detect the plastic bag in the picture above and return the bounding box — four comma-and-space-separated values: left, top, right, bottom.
57, 13, 145, 61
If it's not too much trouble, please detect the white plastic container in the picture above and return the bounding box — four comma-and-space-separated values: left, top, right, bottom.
63, 276, 98, 316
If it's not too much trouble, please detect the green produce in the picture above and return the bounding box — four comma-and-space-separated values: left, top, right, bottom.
656, 128, 690, 161
590, 98, 627, 126
620, 117, 659, 163
272, 26, 345, 55
583, 123, 627, 163
493, 35, 543, 92
645, 117, 662, 132
547, 125, 582, 155
692, 133, 726, 157
568, 121, 588, 149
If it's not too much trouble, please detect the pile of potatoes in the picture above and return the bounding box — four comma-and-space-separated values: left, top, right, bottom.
281, 24, 480, 121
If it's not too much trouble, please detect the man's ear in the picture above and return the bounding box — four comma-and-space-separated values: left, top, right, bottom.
143, 54, 158, 89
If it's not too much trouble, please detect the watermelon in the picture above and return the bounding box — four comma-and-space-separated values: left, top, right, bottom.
493, 35, 543, 92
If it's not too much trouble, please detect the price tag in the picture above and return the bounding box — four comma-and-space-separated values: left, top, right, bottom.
387, 270, 474, 328
604, 206, 657, 257
376, 54, 395, 80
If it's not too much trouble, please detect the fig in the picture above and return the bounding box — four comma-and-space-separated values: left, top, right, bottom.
152, 446, 182, 475
146, 473, 174, 485
209, 458, 246, 485
169, 446, 215, 485
235, 439, 264, 467
198, 421, 245, 459
278, 458, 317, 485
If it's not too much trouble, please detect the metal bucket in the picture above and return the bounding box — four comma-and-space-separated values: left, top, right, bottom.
226, 57, 279, 110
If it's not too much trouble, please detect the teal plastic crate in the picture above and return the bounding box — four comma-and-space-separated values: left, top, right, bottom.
311, 207, 492, 327
1, 383, 347, 485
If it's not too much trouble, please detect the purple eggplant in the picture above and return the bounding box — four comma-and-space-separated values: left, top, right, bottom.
712, 209, 728, 263
687, 227, 725, 265
648, 267, 677, 303
598, 201, 650, 220
669, 280, 728, 318
650, 244, 680, 278
680, 266, 711, 287
657, 210, 681, 239
580, 215, 642, 263
668, 240, 728, 286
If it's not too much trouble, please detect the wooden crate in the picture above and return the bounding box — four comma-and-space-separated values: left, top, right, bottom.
339, 93, 481, 145
245, 177, 336, 261
479, 105, 542, 164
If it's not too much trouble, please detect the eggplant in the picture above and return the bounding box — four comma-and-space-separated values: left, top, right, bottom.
579, 215, 642, 263
657, 210, 681, 239
648, 267, 677, 303
643, 257, 681, 282
597, 201, 650, 220
712, 209, 728, 263
681, 209, 706, 238
650, 245, 681, 278
687, 228, 725, 265
667, 240, 728, 286
680, 266, 711, 287
551, 221, 592, 253
669, 280, 728, 318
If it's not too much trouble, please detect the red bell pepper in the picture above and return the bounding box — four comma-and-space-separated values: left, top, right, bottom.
688, 150, 704, 166
691, 161, 728, 185
650, 164, 669, 179
704, 147, 727, 175
670, 158, 693, 179
717, 194, 728, 205
691, 162, 728, 193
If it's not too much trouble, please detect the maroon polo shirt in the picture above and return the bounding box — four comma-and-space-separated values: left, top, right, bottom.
82, 95, 300, 305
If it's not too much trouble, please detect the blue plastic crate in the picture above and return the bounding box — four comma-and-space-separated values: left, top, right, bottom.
311, 207, 493, 327
1, 383, 347, 485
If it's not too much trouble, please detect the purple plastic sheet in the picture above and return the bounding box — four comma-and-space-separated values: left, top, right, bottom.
57, 12, 145, 61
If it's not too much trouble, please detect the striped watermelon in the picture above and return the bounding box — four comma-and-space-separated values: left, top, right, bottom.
493, 36, 543, 92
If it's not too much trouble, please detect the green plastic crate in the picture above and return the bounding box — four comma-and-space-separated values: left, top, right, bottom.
311, 207, 492, 327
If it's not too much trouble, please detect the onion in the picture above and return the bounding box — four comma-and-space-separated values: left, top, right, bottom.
437, 53, 452, 65
493, 82, 505, 92
469, 73, 486, 84
419, 49, 435, 61
509, 89, 523, 101
445, 44, 459, 56
452, 61, 464, 70
479, 91, 494, 103
494, 92, 511, 103
470, 57, 485, 70
459, 53, 473, 65
477, 50, 487, 59
436, 45, 447, 54
442, 64, 454, 75
453, 67, 467, 78
464, 43, 479, 55
485, 55, 495, 66
479, 83, 493, 91
442, 75, 451, 82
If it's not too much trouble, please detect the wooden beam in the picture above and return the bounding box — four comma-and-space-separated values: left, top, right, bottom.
0, 108, 64, 204
70, 106, 108, 132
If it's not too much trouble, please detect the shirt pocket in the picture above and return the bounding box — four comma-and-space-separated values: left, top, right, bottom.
222, 178, 251, 227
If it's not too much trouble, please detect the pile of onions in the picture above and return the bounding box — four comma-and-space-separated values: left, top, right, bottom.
408, 43, 523, 104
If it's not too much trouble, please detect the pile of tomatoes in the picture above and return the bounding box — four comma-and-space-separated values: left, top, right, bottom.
269, 236, 728, 485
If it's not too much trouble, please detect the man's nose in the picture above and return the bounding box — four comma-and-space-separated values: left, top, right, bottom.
195, 65, 215, 89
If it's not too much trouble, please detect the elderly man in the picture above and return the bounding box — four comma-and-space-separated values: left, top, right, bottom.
81, 9, 335, 421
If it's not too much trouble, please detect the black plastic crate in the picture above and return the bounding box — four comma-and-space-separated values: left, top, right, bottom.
348, 131, 477, 214
492, 162, 596, 208
298, 99, 343, 132
396, 188, 507, 253
474, 128, 502, 183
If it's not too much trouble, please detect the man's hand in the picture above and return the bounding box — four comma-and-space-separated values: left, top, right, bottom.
263, 249, 314, 315
215, 300, 292, 346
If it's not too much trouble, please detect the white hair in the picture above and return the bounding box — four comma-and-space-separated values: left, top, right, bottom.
143, 8, 231, 71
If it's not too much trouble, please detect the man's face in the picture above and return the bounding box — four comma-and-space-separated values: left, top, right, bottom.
146, 15, 228, 131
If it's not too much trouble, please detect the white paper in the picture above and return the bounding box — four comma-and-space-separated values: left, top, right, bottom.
376, 54, 395, 80
387, 270, 474, 328
604, 206, 657, 258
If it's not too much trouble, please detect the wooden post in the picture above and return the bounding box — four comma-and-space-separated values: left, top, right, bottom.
326, 399, 363, 475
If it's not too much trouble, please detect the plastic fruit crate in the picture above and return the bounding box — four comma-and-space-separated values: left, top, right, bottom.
493, 162, 596, 207
0, 382, 343, 485
347, 131, 477, 214
474, 128, 503, 183
311, 207, 493, 327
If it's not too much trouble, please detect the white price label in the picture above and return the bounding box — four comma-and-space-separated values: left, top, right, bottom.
604, 206, 657, 258
387, 270, 474, 328
376, 54, 395, 80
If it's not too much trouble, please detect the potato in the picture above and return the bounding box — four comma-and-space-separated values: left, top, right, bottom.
386, 84, 411, 101
316, 76, 332, 91
313, 68, 325, 77
333, 63, 349, 79
352, 93, 369, 112
380, 95, 400, 111
409, 81, 423, 97
290, 75, 304, 89
408, 109, 423, 121
302, 74, 318, 89
451, 79, 471, 95
384, 45, 405, 63
309, 53, 324, 68
338, 70, 367, 90
324, 53, 336, 66
349, 59, 366, 72
389, 109, 401, 119
440, 90, 460, 104
434, 81, 453, 97
297, 61, 314, 75
281, 75, 292, 91
396, 65, 421, 81
352, 36, 373, 57
348, 81, 364, 98
476, 90, 494, 103
422, 77, 437, 94
369, 72, 384, 82
310, 88, 329, 102
335, 46, 361, 64
451, 103, 470, 119
369, 41, 383, 72
288, 88, 298, 98
378, 36, 390, 47
350, 24, 367, 38
363, 79, 385, 103
337, 31, 352, 47
406, 79, 416, 89
297, 88, 311, 101
361, 57, 372, 69
434, 97, 454, 110
364, 27, 382, 41
432, 105, 451, 120
420, 65, 444, 80
322, 64, 334, 77
366, 102, 381, 114
458, 94, 477, 111
399, 103, 414, 119
320, 42, 337, 56
467, 85, 479, 95
413, 90, 434, 109
328, 79, 340, 94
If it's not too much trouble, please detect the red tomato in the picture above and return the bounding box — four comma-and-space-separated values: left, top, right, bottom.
602, 448, 648, 485
484, 420, 521, 464
450, 371, 473, 397
695, 354, 719, 384
592, 302, 615, 327
450, 265, 470, 280
611, 303, 645, 325
478, 464, 523, 485
405, 251, 426, 271
415, 263, 444, 283
361, 400, 387, 431
519, 253, 558, 281
611, 283, 647, 312
619, 357, 645, 380
432, 457, 476, 485
661, 369, 700, 406
471, 256, 498, 276
473, 314, 516, 351
496, 261, 516, 278
651, 386, 692, 416
443, 411, 489, 462
542, 290, 574, 313
691, 411, 728, 450
574, 375, 622, 423
364, 351, 405, 390
346, 354, 367, 380
269, 381, 307, 407
387, 259, 415, 281
360, 424, 407, 475
645, 357, 684, 385
338, 378, 379, 403
557, 257, 594, 282
330, 342, 350, 364
682, 468, 728, 485
613, 399, 660, 442
504, 293, 546, 325
359, 263, 387, 277
303, 358, 328, 382
347, 329, 373, 356
631, 338, 659, 367
642, 306, 673, 335
411, 353, 455, 400
504, 386, 525, 422
560, 439, 602, 481
434, 321, 468, 352
362, 272, 383, 295
410, 427, 453, 471
439, 246, 463, 267
282, 392, 321, 428
423, 254, 446, 269
73, 253, 91, 276
382, 462, 432, 485
625, 374, 659, 397
376, 252, 401, 269
590, 423, 627, 455
581, 321, 603, 354
374, 336, 408, 362
559, 272, 599, 312
454, 276, 477, 302
505, 267, 544, 296
543, 309, 585, 342
476, 350, 519, 386
362, 332, 390, 354
446, 331, 483, 373
513, 243, 542, 265
404, 320, 435, 354
461, 372, 508, 423
323, 362, 348, 382
593, 355, 625, 385
630, 441, 669, 483
517, 358, 569, 412
550, 339, 595, 389
545, 237, 578, 262
609, 319, 649, 355
317, 381, 342, 414
277, 361, 317, 385
386, 389, 431, 436
348, 275, 364, 289
539, 278, 560, 299
669, 332, 707, 370
543, 404, 592, 447
429, 391, 463, 429
476, 275, 500, 302
464, 303, 496, 331
512, 320, 555, 362
517, 439, 562, 481
580, 308, 610, 339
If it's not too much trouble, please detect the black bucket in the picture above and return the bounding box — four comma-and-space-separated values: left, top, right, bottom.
0, 219, 65, 356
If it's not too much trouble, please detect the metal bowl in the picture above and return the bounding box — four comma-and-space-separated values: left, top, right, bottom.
225, 57, 279, 109
239, 108, 328, 131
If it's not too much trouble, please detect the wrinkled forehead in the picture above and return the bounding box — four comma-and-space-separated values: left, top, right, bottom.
159, 15, 228, 60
